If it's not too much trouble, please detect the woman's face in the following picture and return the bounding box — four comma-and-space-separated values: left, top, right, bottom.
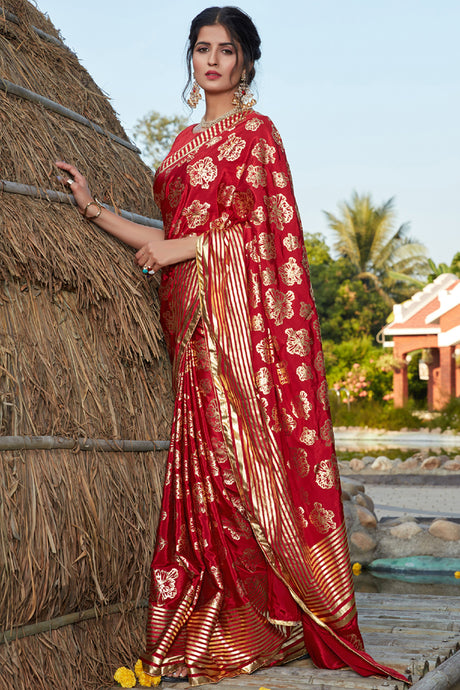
192, 24, 243, 98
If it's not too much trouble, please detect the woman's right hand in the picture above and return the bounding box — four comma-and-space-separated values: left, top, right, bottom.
55, 161, 93, 214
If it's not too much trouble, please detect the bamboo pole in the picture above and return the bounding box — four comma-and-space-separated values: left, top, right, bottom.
1, 599, 147, 644
0, 78, 140, 153
410, 650, 460, 689
0, 8, 73, 51
0, 180, 163, 228
0, 435, 169, 451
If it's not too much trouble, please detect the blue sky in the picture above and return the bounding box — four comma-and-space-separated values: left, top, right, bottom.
37, 0, 459, 265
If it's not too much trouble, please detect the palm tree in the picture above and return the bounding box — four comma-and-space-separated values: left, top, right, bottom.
324, 192, 429, 304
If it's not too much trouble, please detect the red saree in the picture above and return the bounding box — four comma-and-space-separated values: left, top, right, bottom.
140, 111, 407, 686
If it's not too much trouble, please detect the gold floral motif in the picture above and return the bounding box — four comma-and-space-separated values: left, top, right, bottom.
270, 404, 281, 432
280, 407, 296, 432
258, 232, 276, 260
317, 380, 330, 411
210, 213, 230, 233
233, 190, 254, 219
348, 633, 365, 651
223, 470, 236, 486
161, 511, 167, 521
315, 456, 339, 489
187, 156, 218, 189
206, 400, 222, 432
272, 171, 289, 188
310, 502, 336, 534
191, 339, 210, 369
283, 233, 301, 251
198, 378, 213, 397
252, 138, 276, 164
300, 302, 314, 319
320, 419, 334, 447
193, 482, 207, 512
182, 200, 210, 229
256, 336, 275, 363
271, 124, 283, 146
314, 351, 326, 375
296, 505, 309, 528
247, 239, 261, 263
212, 437, 228, 461
245, 118, 263, 131
249, 271, 261, 307
264, 288, 295, 325
300, 427, 317, 445
286, 328, 312, 356
252, 313, 264, 331
238, 547, 263, 573
217, 183, 235, 207
246, 164, 267, 188
223, 522, 241, 541
251, 205, 266, 225
292, 390, 312, 419
293, 447, 310, 477
261, 266, 276, 285
264, 193, 294, 231
313, 319, 322, 338
205, 475, 216, 502
153, 568, 179, 603
167, 177, 185, 208
276, 361, 290, 385
279, 257, 303, 286
236, 164, 245, 179
206, 135, 222, 147
255, 366, 274, 395
217, 133, 246, 161
296, 364, 313, 381
156, 537, 166, 551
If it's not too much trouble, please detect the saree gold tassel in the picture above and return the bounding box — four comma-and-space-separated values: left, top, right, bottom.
187, 79, 202, 108
232, 71, 257, 110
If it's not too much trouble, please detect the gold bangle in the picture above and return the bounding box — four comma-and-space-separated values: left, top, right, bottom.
82, 198, 103, 220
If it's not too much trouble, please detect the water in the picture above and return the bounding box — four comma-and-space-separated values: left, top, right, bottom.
353, 571, 460, 597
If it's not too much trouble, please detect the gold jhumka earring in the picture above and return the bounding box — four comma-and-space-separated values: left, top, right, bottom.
232, 70, 257, 110
187, 78, 202, 108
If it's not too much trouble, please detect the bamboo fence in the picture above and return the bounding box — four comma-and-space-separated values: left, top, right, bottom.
0, 1, 174, 687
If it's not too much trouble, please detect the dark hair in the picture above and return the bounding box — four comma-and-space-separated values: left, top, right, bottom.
183, 6, 261, 102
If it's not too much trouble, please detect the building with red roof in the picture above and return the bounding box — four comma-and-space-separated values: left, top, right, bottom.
379, 274, 460, 409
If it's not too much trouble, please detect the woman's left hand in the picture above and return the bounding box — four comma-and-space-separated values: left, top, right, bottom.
135, 236, 198, 274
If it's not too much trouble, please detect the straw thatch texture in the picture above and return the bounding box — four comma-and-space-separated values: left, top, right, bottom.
0, 1, 176, 686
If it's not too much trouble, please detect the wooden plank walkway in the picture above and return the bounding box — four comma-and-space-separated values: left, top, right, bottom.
111, 593, 460, 689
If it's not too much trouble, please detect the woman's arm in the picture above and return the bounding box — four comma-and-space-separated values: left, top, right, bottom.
55, 161, 198, 271
55, 160, 164, 248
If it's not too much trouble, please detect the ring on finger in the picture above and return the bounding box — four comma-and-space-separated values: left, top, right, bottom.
142, 264, 152, 274
67, 178, 74, 185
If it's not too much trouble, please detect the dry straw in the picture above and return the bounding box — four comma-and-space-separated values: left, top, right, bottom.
0, 1, 175, 686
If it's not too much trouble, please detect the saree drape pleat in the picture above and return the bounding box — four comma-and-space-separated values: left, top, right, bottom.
140, 112, 408, 686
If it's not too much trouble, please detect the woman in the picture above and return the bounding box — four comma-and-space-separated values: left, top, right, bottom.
57, 7, 407, 687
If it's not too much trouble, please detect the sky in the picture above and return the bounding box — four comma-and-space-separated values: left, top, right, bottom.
36, 0, 459, 265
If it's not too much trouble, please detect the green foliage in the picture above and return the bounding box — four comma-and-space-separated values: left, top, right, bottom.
323, 337, 393, 402
329, 398, 422, 429
323, 192, 429, 304
133, 110, 189, 169
427, 398, 460, 432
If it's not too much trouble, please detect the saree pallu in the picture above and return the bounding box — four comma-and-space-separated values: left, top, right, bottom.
140, 112, 407, 686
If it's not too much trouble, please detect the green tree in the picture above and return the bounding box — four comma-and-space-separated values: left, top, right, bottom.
133, 111, 188, 169
324, 192, 429, 305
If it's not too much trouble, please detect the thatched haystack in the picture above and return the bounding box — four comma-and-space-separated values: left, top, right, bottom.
0, 1, 174, 687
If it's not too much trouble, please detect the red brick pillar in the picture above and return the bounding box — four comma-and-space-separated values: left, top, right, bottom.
435, 345, 456, 409
393, 362, 408, 408
428, 348, 440, 410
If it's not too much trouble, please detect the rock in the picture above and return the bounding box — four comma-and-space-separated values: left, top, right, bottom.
349, 458, 365, 472
443, 459, 460, 471
354, 491, 375, 512
351, 532, 377, 552
341, 478, 365, 496
371, 456, 393, 471
390, 522, 423, 539
421, 456, 441, 470
341, 490, 351, 502
429, 520, 460, 541
356, 505, 377, 529
402, 456, 420, 470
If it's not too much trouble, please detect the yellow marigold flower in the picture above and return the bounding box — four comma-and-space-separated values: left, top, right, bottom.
113, 666, 136, 688
455, 571, 460, 579
352, 562, 362, 575
134, 659, 161, 686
